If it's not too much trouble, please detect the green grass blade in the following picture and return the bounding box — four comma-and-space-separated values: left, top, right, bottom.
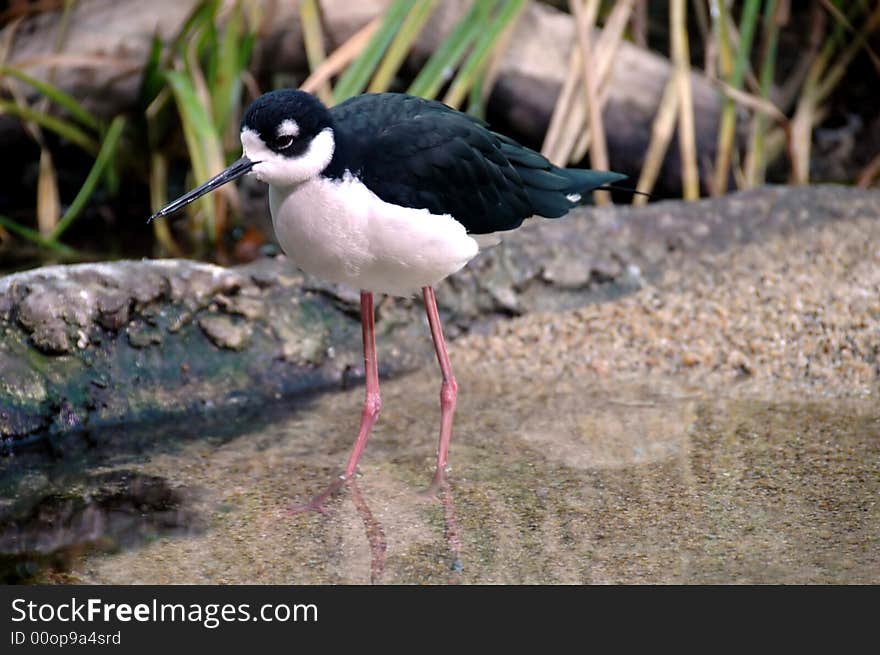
0, 214, 79, 256
164, 70, 226, 243
745, 0, 780, 186
407, 0, 493, 99
712, 0, 733, 78
166, 70, 210, 203
333, 0, 415, 103
0, 64, 102, 132
729, 0, 761, 90
239, 31, 256, 72
368, 0, 439, 93
200, 13, 221, 100
300, 0, 333, 104
815, 4, 880, 103
149, 152, 184, 257
48, 116, 127, 242
442, 0, 526, 109
139, 33, 167, 108
712, 0, 760, 195
101, 127, 122, 197
2, 99, 92, 151
165, 70, 221, 172
212, 1, 247, 130
172, 0, 218, 56
0, 99, 99, 155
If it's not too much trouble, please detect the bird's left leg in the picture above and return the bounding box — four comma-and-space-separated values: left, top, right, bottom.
422, 286, 458, 485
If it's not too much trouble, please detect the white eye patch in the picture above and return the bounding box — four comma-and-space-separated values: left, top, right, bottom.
277, 119, 300, 138
241, 126, 335, 187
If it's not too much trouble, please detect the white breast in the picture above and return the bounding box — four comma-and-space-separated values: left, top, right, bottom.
269, 173, 480, 297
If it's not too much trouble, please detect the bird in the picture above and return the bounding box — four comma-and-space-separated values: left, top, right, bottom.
150, 89, 626, 505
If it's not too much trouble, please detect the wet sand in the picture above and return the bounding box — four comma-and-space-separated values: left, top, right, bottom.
63, 370, 878, 584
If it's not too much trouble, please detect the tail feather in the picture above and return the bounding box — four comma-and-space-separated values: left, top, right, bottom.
528, 168, 627, 217
556, 167, 628, 195
497, 135, 626, 217
523, 188, 575, 218
515, 167, 574, 192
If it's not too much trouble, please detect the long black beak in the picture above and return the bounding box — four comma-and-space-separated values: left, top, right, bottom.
147, 156, 256, 223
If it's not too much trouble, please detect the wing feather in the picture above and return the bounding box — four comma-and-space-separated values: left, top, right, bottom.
355, 109, 532, 233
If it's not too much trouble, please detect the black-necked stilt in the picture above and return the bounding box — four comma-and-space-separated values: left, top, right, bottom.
150, 89, 626, 500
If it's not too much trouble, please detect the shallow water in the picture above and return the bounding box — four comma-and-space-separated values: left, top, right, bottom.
2, 367, 878, 584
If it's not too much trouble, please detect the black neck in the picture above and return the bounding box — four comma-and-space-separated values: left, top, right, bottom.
323, 124, 358, 180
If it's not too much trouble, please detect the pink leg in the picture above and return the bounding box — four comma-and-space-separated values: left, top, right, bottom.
290, 291, 380, 514
343, 290, 382, 479
423, 286, 458, 484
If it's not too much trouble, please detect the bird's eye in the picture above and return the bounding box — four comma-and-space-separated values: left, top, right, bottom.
274, 135, 295, 150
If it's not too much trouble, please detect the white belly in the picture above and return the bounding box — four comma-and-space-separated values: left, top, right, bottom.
269, 173, 480, 297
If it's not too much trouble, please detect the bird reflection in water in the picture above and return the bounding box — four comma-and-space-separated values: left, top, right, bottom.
292, 478, 462, 584
348, 481, 387, 584
436, 479, 463, 584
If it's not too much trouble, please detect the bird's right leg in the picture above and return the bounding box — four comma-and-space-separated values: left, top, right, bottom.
291, 291, 380, 515
343, 290, 382, 479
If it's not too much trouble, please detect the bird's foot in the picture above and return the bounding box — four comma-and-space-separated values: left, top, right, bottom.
418, 467, 450, 500
288, 476, 349, 516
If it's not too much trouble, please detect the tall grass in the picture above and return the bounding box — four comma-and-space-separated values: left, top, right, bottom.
143, 0, 255, 257
0, 63, 121, 257
0, 0, 877, 266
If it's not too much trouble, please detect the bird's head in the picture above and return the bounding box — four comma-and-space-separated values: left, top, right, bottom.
148, 89, 334, 222
240, 89, 335, 188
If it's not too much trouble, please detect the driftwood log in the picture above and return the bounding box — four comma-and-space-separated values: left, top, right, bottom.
3, 0, 728, 194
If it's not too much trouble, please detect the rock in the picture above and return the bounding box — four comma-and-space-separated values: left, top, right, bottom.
95, 288, 131, 330
198, 316, 252, 351
126, 323, 163, 348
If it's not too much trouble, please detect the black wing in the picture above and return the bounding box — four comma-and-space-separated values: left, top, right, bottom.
329, 93, 624, 234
